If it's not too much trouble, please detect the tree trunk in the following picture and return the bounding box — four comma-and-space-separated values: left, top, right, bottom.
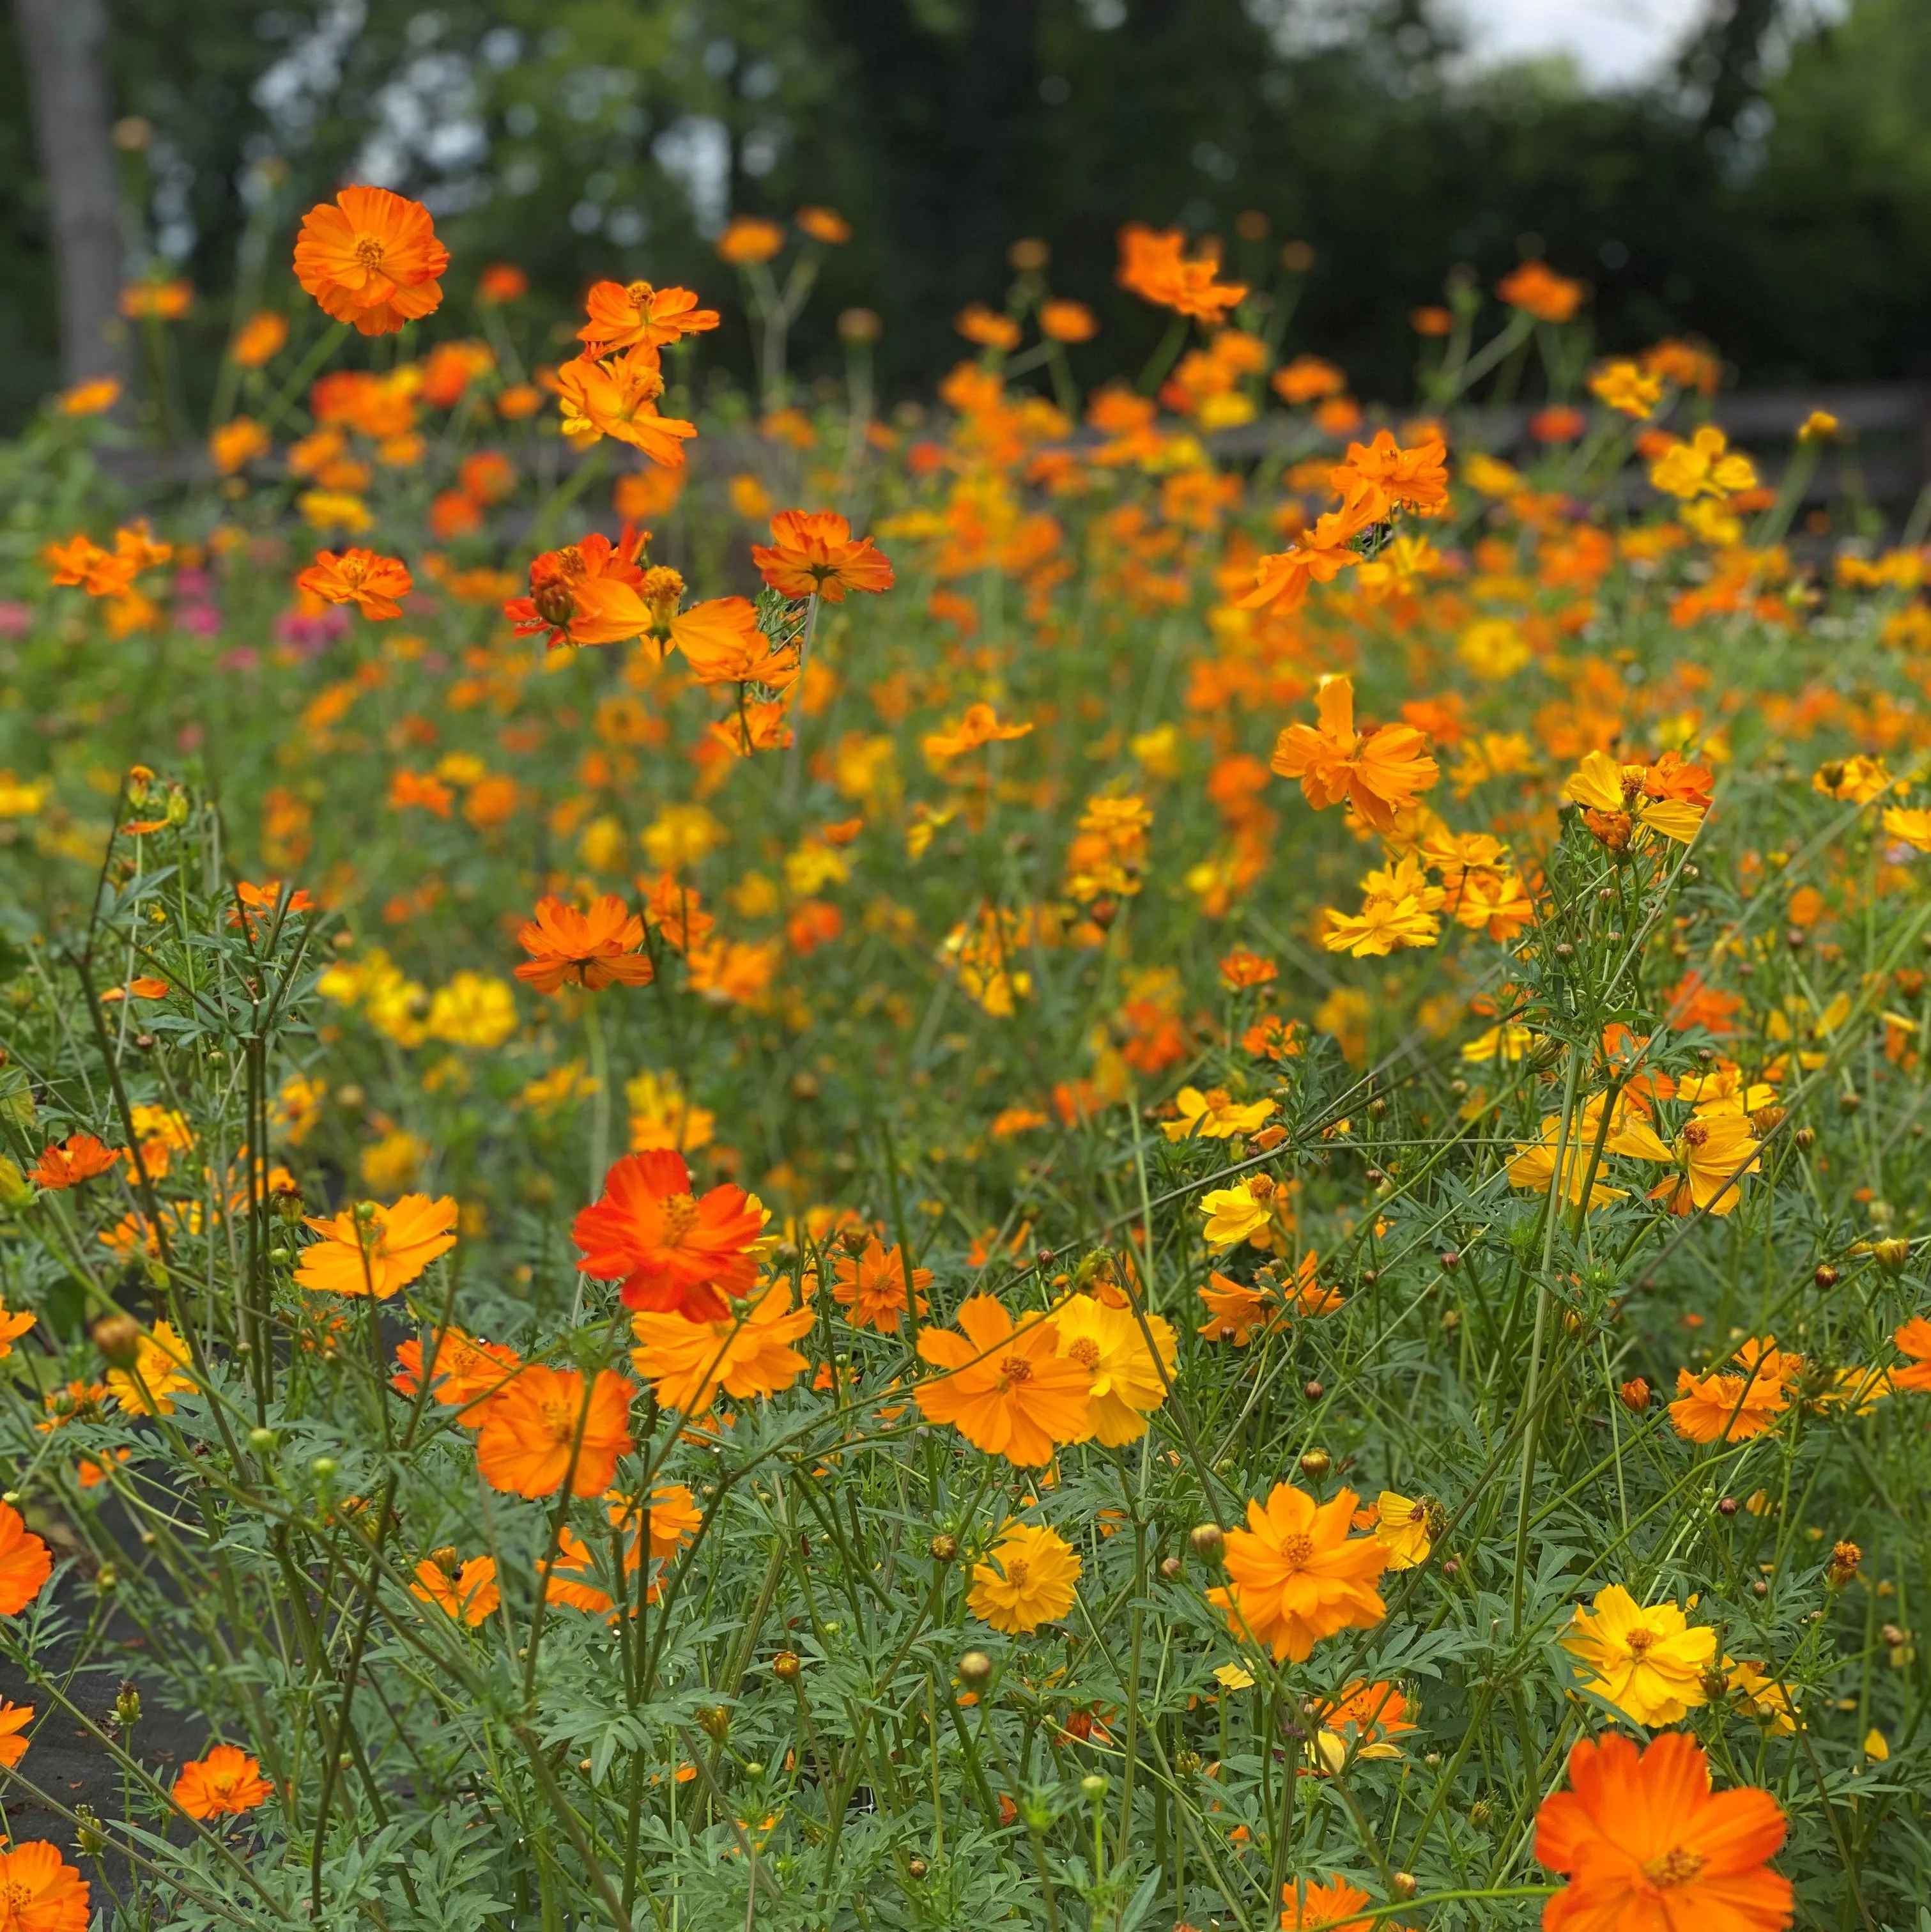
13, 0, 123, 387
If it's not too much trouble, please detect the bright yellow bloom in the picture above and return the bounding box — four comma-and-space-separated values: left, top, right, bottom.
1648, 425, 1757, 501
1199, 1177, 1277, 1248
1161, 1086, 1276, 1142
1052, 1293, 1177, 1447
967, 1522, 1081, 1634
1589, 360, 1662, 418
1563, 1585, 1716, 1726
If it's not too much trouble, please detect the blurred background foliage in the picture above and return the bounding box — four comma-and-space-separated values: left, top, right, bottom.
3, 0, 1929, 429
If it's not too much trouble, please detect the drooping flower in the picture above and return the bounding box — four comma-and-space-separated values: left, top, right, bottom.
475, 1365, 636, 1498
293, 186, 448, 336
750, 510, 895, 602
513, 896, 655, 992
552, 355, 698, 465
1536, 1730, 1792, 1932
295, 548, 413, 619
1270, 676, 1440, 833
0, 1700, 31, 1768
573, 1149, 767, 1320
967, 1522, 1082, 1634
0, 1504, 52, 1616
295, 1194, 458, 1300
832, 1237, 932, 1334
629, 1279, 815, 1413
1207, 1482, 1388, 1662
173, 1743, 275, 1819
26, 1134, 123, 1190
410, 1549, 500, 1626
1237, 509, 1369, 614
1196, 1271, 1282, 1346
1052, 1293, 1177, 1447
1562, 1584, 1717, 1726
0, 1840, 89, 1931
913, 1296, 1095, 1467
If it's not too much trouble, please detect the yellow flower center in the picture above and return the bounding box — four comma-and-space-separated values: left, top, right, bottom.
540, 1396, 577, 1446
0, 1881, 33, 1909
624, 280, 656, 305
997, 1354, 1033, 1391
1640, 1846, 1704, 1889
660, 1194, 700, 1244
1277, 1532, 1316, 1570
1004, 1558, 1030, 1588
1624, 1628, 1657, 1656
354, 234, 387, 273
1067, 1339, 1101, 1370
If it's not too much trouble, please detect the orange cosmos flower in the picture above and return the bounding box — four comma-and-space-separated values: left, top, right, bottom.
0, 1305, 36, 1359
0, 1841, 88, 1931
43, 532, 132, 598
576, 281, 720, 360
410, 1549, 500, 1625
26, 1134, 123, 1190
1668, 1359, 1789, 1444
1497, 259, 1585, 324
295, 1194, 458, 1300
1115, 223, 1247, 325
833, 1237, 932, 1334
1039, 298, 1098, 343
922, 702, 1034, 764
0, 1502, 54, 1616
225, 877, 314, 937
1196, 1271, 1282, 1347
1537, 1730, 1792, 1932
912, 1295, 1095, 1467
629, 1278, 815, 1412
1891, 1317, 1931, 1392
1238, 507, 1371, 613
475, 1364, 636, 1498
0, 1700, 31, 1768
293, 186, 448, 335
173, 1743, 274, 1819
392, 1326, 523, 1413
718, 216, 787, 265
295, 548, 412, 619
750, 509, 896, 602
796, 205, 852, 244
561, 562, 771, 675
1271, 674, 1440, 833
477, 262, 527, 304
1280, 1876, 1373, 1932
1206, 1481, 1387, 1662
514, 895, 655, 992
504, 528, 649, 650
552, 355, 698, 467
229, 311, 288, 367
1330, 429, 1449, 521
573, 1148, 766, 1320
289, 185, 444, 336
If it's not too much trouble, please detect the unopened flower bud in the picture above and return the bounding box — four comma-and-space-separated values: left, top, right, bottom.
1189, 1523, 1226, 1564
839, 1226, 870, 1258
905, 1855, 928, 1879
1872, 1237, 1910, 1274
1619, 1377, 1651, 1412
1793, 1125, 1815, 1152
114, 1682, 141, 1728
1079, 1774, 1108, 1800
1298, 1448, 1331, 1480
248, 1427, 276, 1453
928, 1533, 957, 1563
698, 1704, 730, 1740
772, 1650, 801, 1681
1158, 1554, 1182, 1581
1826, 1540, 1861, 1587
1813, 1264, 1840, 1289
165, 786, 191, 828
72, 1806, 105, 1859
1391, 1873, 1419, 1901
91, 1312, 141, 1367
958, 1650, 993, 1685
1304, 1379, 1325, 1400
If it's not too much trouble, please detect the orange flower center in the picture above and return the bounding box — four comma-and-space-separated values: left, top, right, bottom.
1066, 1338, 1101, 1370
337, 555, 371, 588
1681, 1118, 1710, 1149
0, 1881, 33, 1909
1004, 1558, 1030, 1588
1277, 1532, 1316, 1570
1624, 1628, 1657, 1656
660, 1193, 700, 1244
997, 1354, 1033, 1391
540, 1396, 577, 1445
355, 234, 387, 273
1639, 1846, 1704, 1889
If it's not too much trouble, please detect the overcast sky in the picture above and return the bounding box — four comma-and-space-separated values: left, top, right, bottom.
1454, 0, 1712, 85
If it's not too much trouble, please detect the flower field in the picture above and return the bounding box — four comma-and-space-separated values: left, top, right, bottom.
0, 191, 1928, 1928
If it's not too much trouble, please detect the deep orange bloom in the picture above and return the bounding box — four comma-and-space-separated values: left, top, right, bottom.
1668, 1361, 1789, 1444
295, 548, 413, 619
1330, 429, 1449, 521
173, 1743, 274, 1819
295, 1194, 458, 1300
1115, 224, 1247, 324
0, 1502, 54, 1616
552, 355, 698, 466
392, 1326, 523, 1414
833, 1238, 932, 1334
26, 1134, 123, 1189
1498, 259, 1585, 324
573, 1148, 765, 1320
577, 281, 720, 359
225, 877, 314, 936
1893, 1316, 1931, 1392
913, 1295, 1095, 1467
475, 1364, 636, 1498
1238, 507, 1371, 612
1281, 1876, 1373, 1931
293, 186, 449, 336
0, 1841, 89, 1931
410, 1549, 500, 1625
504, 529, 649, 650
229, 311, 288, 366
1207, 1482, 1387, 1662
717, 216, 786, 265
0, 1700, 31, 1768
1271, 675, 1440, 833
477, 263, 527, 304
514, 895, 656, 992
750, 510, 896, 602
1537, 1730, 1792, 1932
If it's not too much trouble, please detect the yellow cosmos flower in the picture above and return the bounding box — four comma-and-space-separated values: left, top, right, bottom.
967, 1522, 1082, 1635
1052, 1293, 1178, 1447
1562, 1584, 1716, 1726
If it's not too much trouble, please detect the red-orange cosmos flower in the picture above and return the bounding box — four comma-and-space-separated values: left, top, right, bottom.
577, 281, 720, 360
293, 186, 449, 336
1115, 224, 1247, 325
833, 1237, 932, 1335
0, 1841, 88, 1931
750, 510, 895, 603
503, 529, 649, 651
26, 1134, 123, 1190
295, 548, 413, 619
475, 1364, 636, 1498
173, 1743, 274, 1819
1330, 429, 1450, 522
0, 1501, 54, 1616
913, 1295, 1095, 1467
1537, 1729, 1792, 1932
1271, 674, 1440, 833
573, 1149, 766, 1320
0, 1700, 31, 1769
514, 895, 656, 992
1281, 1876, 1373, 1932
